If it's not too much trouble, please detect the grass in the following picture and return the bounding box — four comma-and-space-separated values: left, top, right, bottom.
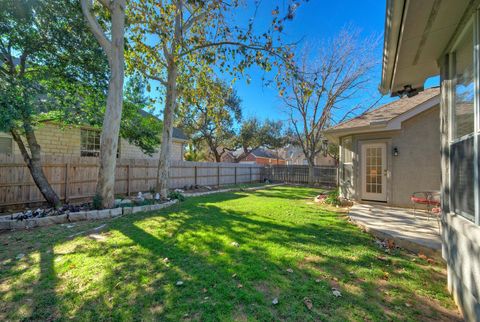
0, 186, 460, 321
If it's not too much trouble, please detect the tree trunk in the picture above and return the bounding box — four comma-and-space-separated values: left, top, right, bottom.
11, 128, 61, 208
307, 158, 315, 186
95, 2, 125, 209
156, 59, 178, 198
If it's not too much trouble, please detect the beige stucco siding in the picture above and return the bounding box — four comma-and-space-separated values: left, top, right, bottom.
389, 106, 441, 206
339, 105, 440, 208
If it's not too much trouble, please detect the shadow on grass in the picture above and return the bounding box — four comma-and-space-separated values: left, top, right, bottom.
0, 187, 461, 321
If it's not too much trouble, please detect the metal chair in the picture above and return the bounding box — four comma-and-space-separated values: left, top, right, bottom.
410, 191, 441, 232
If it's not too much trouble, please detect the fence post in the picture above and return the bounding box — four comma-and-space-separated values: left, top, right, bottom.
126, 164, 130, 196
194, 165, 197, 186
250, 167, 252, 183
217, 166, 220, 187
234, 167, 237, 185
64, 163, 70, 202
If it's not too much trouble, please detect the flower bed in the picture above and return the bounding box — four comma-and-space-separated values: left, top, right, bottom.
0, 183, 283, 232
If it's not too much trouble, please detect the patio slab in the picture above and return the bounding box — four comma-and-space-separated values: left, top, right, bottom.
348, 203, 442, 260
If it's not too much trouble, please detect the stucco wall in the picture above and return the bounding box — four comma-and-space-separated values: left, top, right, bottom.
0, 123, 185, 161
339, 105, 441, 208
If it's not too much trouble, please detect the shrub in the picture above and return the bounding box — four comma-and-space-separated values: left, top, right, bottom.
168, 190, 185, 202
324, 189, 341, 206
92, 194, 103, 210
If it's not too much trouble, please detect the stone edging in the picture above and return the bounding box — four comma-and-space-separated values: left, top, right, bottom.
0, 184, 282, 232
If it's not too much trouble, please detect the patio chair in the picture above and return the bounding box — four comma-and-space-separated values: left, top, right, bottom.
410, 191, 440, 219
411, 191, 441, 233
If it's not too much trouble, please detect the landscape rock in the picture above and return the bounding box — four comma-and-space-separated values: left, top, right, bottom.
69, 212, 87, 222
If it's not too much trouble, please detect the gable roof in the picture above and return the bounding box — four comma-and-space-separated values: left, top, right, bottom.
324, 87, 440, 140
250, 148, 285, 160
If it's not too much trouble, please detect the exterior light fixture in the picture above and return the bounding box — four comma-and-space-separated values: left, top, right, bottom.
393, 147, 399, 156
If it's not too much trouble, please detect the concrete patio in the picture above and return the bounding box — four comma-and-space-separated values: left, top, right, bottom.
348, 203, 442, 259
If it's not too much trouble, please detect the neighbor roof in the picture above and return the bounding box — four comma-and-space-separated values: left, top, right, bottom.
324, 87, 440, 138
250, 148, 284, 160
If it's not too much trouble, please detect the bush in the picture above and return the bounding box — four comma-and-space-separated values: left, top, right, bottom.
168, 190, 185, 202
92, 194, 103, 210
324, 189, 341, 206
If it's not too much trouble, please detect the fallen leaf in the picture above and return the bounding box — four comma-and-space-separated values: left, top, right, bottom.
163, 257, 170, 263
237, 283, 243, 288
286, 268, 293, 273
231, 241, 240, 247
303, 297, 313, 310
15, 253, 25, 260
272, 297, 279, 305
332, 288, 342, 297
176, 281, 184, 286
202, 288, 207, 293
232, 273, 237, 278
315, 278, 321, 283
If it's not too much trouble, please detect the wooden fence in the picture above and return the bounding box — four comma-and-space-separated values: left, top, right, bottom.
260, 165, 337, 186
0, 155, 263, 210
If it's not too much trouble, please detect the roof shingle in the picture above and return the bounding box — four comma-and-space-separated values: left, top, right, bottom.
326, 87, 440, 132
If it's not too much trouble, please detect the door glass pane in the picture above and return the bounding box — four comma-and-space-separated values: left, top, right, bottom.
365, 147, 383, 195
453, 24, 474, 139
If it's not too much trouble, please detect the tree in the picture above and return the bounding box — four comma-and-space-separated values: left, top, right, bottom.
178, 76, 241, 162
0, 0, 108, 207
231, 118, 285, 163
81, 0, 126, 208
281, 29, 377, 184
128, 0, 302, 198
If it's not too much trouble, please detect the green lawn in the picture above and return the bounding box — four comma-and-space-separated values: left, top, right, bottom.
0, 186, 461, 321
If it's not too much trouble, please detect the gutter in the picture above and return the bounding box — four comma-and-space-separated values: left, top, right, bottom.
379, 0, 407, 95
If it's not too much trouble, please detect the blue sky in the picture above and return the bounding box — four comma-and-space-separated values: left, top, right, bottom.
145, 1, 439, 123
226, 0, 439, 122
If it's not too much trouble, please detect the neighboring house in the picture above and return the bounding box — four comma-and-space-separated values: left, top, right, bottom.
0, 122, 188, 161
219, 148, 286, 165
278, 144, 337, 166
380, 1, 480, 320
235, 148, 286, 165
240, 148, 286, 165
324, 87, 441, 207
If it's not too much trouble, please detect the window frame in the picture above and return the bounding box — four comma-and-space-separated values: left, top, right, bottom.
447, 13, 480, 224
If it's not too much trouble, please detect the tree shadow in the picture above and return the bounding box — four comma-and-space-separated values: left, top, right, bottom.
0, 188, 461, 321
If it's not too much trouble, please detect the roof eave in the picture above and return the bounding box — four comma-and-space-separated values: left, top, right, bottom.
380, 0, 407, 96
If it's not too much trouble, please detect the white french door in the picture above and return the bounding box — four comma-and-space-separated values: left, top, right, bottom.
361, 143, 387, 202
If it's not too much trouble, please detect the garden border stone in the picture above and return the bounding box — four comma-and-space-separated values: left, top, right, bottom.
0, 184, 282, 232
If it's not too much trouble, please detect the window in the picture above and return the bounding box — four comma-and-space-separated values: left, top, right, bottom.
453, 23, 474, 140
0, 137, 12, 154
342, 136, 353, 163
448, 18, 476, 222
81, 129, 100, 157
341, 136, 353, 182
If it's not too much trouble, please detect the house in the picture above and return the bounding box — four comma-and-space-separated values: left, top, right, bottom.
0, 122, 188, 161
324, 87, 441, 207
379, 1, 480, 319
219, 148, 286, 165
278, 144, 337, 166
